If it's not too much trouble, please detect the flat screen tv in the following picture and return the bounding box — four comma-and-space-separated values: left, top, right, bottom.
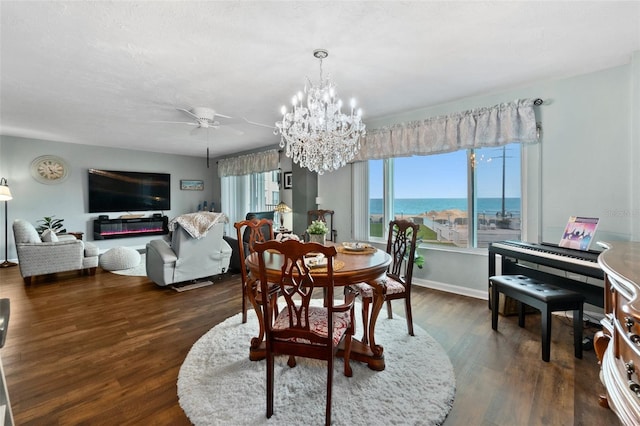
88, 169, 170, 213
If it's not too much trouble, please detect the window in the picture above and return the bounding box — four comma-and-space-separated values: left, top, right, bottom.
474, 145, 522, 247
367, 143, 521, 248
221, 170, 279, 233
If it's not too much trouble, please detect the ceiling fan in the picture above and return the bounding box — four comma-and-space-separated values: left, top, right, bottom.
155, 106, 243, 168
155, 107, 242, 134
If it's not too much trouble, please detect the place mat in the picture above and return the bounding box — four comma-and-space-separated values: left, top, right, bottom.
336, 246, 377, 255
308, 259, 345, 273
258, 255, 345, 273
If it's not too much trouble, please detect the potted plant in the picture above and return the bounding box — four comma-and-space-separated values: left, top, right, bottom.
306, 220, 328, 244
36, 216, 66, 235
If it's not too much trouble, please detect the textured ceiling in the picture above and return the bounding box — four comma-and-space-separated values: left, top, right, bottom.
1, 1, 639, 159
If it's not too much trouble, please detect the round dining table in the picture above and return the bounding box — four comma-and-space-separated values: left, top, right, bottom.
245, 242, 392, 371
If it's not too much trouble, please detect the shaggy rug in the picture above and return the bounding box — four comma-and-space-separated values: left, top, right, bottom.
177, 303, 456, 425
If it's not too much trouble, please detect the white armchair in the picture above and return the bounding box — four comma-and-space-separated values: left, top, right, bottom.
145, 213, 232, 287
12, 219, 99, 285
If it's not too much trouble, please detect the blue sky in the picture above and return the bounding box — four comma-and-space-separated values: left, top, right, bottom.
369, 144, 522, 199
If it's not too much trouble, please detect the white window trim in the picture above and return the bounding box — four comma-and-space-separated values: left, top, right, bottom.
354, 145, 532, 252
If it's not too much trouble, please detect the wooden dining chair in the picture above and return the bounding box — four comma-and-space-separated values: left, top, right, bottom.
233, 218, 275, 324
352, 219, 419, 341
307, 209, 336, 241
254, 239, 355, 426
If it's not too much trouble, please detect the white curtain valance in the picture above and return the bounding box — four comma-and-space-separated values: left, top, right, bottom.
217, 149, 279, 177
354, 98, 539, 161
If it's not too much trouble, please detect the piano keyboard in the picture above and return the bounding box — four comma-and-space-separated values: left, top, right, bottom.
490, 240, 601, 272
488, 240, 604, 308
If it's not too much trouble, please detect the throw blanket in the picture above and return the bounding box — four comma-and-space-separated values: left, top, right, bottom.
169, 212, 228, 239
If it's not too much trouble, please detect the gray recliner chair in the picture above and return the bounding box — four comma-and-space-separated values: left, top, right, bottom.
145, 221, 232, 286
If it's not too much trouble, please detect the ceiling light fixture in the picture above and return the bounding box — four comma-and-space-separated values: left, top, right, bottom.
275, 49, 366, 175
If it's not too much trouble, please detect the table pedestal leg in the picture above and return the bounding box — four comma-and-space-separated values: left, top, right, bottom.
250, 342, 266, 361
337, 278, 386, 370
337, 338, 385, 371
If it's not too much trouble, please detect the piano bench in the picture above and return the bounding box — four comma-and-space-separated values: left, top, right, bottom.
489, 274, 585, 362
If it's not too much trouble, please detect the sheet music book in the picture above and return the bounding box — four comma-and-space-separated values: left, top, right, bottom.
559, 216, 599, 251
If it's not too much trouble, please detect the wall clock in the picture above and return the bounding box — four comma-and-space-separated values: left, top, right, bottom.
30, 155, 70, 184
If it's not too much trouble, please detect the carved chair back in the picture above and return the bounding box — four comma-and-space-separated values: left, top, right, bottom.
386, 219, 420, 287
253, 239, 354, 424
234, 218, 274, 323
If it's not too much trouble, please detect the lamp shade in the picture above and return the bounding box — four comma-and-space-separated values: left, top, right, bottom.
0, 178, 12, 201
274, 201, 291, 213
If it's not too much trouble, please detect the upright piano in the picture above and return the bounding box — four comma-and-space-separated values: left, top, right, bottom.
488, 240, 605, 308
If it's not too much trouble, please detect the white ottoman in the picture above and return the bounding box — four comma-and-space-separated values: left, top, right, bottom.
100, 247, 141, 271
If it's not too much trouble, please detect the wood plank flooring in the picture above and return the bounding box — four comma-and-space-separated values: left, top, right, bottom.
0, 266, 620, 425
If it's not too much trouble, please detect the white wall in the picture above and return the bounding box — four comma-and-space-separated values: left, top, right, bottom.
317, 165, 352, 242
0, 136, 216, 258
318, 56, 639, 297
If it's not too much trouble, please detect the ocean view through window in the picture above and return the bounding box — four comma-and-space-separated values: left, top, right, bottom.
368, 144, 522, 248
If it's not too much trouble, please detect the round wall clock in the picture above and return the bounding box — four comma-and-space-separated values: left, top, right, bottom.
30, 155, 70, 184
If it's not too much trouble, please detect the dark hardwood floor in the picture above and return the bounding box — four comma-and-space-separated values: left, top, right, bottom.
0, 265, 619, 425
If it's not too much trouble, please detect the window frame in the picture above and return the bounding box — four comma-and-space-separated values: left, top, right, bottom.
362, 144, 527, 250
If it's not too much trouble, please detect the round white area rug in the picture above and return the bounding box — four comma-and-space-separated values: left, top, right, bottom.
178, 303, 455, 425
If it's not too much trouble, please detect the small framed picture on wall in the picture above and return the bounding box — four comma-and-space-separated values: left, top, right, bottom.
180, 180, 204, 191
283, 172, 292, 189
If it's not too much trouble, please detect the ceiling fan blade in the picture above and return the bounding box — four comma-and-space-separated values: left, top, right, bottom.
151, 120, 199, 126
176, 107, 200, 120
215, 112, 233, 119
243, 117, 276, 129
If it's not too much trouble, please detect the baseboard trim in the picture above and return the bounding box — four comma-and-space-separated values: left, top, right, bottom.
413, 277, 487, 300
412, 278, 606, 324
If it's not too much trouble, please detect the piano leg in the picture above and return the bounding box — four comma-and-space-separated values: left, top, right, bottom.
488, 251, 496, 309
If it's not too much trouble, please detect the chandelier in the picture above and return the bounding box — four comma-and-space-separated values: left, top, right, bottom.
275, 49, 366, 175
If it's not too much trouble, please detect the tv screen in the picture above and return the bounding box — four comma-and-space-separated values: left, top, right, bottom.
88, 169, 170, 213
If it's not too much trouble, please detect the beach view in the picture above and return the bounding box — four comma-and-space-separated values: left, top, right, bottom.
368, 145, 522, 248
369, 197, 521, 247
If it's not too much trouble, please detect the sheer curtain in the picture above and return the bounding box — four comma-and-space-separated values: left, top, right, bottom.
354, 99, 538, 161
219, 149, 279, 233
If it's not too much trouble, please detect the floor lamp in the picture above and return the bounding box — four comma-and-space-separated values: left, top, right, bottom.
0, 178, 17, 268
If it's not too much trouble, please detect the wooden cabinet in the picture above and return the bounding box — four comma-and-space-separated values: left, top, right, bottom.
595, 241, 640, 424
0, 299, 13, 425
